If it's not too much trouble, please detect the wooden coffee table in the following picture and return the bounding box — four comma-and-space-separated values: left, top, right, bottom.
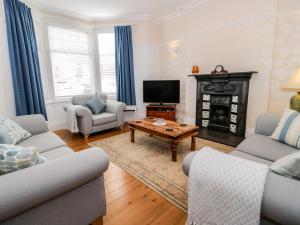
128, 118, 199, 162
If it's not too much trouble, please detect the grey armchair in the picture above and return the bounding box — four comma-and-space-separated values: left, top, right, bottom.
70, 94, 126, 139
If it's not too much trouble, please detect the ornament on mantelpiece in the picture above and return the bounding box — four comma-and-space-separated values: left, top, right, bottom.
211, 65, 228, 74
192, 64, 200, 75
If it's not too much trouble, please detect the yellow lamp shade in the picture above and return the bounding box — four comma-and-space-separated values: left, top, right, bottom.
283, 68, 300, 91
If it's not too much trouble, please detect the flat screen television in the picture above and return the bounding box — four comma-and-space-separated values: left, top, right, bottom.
143, 80, 180, 104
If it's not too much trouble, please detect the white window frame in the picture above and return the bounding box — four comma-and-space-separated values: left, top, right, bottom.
43, 22, 98, 103
96, 28, 117, 101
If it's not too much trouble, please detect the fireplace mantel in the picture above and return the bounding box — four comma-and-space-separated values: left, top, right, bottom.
188, 71, 257, 79
190, 71, 257, 146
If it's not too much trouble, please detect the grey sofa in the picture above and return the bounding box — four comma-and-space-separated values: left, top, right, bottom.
0, 114, 109, 225
183, 114, 300, 225
70, 94, 126, 139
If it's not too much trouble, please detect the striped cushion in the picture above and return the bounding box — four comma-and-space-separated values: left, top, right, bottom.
271, 109, 300, 149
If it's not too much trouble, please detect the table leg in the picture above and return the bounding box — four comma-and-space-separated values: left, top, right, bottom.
130, 128, 135, 143
191, 135, 196, 151
171, 141, 178, 162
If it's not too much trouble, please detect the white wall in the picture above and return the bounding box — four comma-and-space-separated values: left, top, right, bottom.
127, 21, 161, 120
268, 0, 300, 114
159, 0, 300, 132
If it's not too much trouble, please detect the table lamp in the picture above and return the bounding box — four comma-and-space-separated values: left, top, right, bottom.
283, 68, 300, 112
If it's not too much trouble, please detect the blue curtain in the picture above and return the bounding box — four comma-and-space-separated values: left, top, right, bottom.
4, 0, 47, 119
115, 25, 136, 105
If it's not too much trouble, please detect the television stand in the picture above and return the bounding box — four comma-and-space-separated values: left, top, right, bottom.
146, 104, 177, 121
148, 103, 176, 106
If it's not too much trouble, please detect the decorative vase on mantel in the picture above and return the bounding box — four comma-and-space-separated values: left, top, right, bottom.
192, 64, 200, 75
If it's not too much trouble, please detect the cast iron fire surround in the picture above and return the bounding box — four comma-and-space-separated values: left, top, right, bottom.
189, 72, 257, 146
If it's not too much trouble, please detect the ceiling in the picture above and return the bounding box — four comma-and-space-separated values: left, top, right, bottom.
28, 0, 203, 22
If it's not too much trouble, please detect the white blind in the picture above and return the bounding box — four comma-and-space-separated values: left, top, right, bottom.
48, 26, 93, 98
98, 33, 117, 100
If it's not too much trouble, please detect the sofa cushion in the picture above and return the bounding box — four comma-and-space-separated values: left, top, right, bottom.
86, 94, 106, 114
271, 108, 300, 149
18, 132, 66, 153
270, 151, 300, 180
41, 146, 74, 160
0, 127, 12, 144
92, 113, 117, 126
0, 145, 45, 174
236, 134, 297, 162
0, 117, 31, 144
230, 151, 273, 165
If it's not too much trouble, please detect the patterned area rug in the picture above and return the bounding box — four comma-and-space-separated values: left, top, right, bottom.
88, 131, 233, 212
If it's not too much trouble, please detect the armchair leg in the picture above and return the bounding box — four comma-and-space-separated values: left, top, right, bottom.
91, 216, 103, 225
84, 134, 89, 140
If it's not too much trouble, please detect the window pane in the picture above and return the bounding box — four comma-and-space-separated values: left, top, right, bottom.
48, 26, 93, 98
51, 52, 93, 97
98, 33, 117, 100
48, 27, 89, 54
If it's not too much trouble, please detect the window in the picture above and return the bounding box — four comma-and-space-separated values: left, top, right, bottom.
98, 33, 117, 100
48, 26, 93, 98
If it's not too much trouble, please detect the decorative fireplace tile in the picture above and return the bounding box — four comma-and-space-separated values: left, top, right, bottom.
203, 102, 210, 110
232, 96, 239, 103
203, 94, 210, 101
202, 120, 209, 127
202, 111, 210, 119
231, 104, 238, 113
230, 124, 237, 133
231, 114, 237, 123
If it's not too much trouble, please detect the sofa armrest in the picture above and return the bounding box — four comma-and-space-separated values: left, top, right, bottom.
262, 172, 300, 225
74, 106, 93, 135
255, 114, 280, 136
63, 105, 93, 119
105, 100, 126, 126
0, 148, 109, 222
64, 105, 93, 135
74, 106, 93, 119
12, 114, 49, 135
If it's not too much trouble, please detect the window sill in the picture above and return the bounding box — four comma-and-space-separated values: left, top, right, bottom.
45, 97, 71, 105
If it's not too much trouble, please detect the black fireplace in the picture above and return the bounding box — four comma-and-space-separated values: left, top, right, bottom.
190, 72, 256, 147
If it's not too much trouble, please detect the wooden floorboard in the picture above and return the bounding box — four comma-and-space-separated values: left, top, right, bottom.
54, 128, 187, 225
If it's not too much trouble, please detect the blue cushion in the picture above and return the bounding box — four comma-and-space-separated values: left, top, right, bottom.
86, 94, 106, 114
0, 144, 46, 174
0, 127, 12, 144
